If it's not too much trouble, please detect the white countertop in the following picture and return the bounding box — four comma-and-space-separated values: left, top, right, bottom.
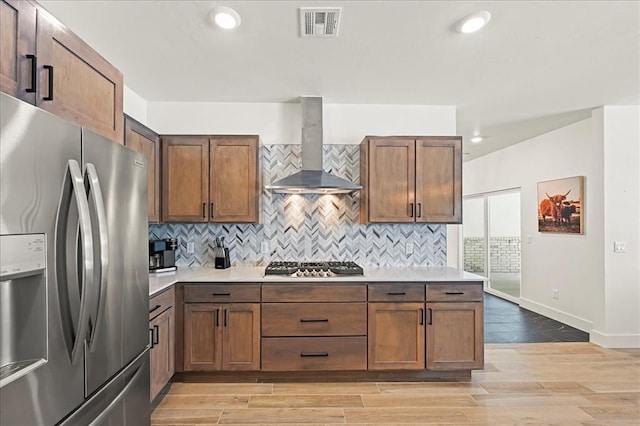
149, 266, 486, 297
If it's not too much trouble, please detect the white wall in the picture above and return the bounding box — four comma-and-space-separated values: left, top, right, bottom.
123, 85, 148, 125
591, 106, 640, 348
147, 101, 456, 144
464, 116, 604, 333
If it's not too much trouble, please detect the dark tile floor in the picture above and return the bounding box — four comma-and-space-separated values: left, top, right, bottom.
484, 293, 590, 343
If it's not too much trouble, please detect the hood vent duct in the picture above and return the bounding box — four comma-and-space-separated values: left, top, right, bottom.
266, 97, 362, 194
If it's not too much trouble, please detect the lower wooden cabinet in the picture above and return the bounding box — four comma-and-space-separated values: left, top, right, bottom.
149, 288, 175, 401
184, 303, 260, 372
426, 301, 484, 370
368, 302, 425, 370
150, 307, 174, 400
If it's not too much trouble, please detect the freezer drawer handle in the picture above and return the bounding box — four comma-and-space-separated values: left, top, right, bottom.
85, 163, 109, 352
43, 65, 54, 101
55, 159, 95, 365
300, 352, 329, 357
88, 363, 146, 426
26, 54, 37, 92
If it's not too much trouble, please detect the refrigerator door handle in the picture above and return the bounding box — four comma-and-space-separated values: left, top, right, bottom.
85, 163, 109, 352
55, 159, 95, 365
87, 363, 145, 426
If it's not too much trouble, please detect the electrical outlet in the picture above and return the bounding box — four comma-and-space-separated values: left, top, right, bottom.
187, 242, 195, 254
552, 289, 559, 300
405, 243, 413, 255
526, 235, 532, 244
261, 241, 270, 254
614, 241, 626, 253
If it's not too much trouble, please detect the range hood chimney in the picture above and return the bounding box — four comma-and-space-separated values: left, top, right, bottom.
265, 97, 362, 194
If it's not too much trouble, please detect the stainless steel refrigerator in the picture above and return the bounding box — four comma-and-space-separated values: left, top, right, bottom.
0, 93, 150, 425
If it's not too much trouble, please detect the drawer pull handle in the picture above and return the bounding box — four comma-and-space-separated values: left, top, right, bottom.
300, 318, 329, 323
213, 292, 231, 296
149, 304, 162, 314
445, 291, 464, 295
386, 292, 406, 296
300, 352, 329, 357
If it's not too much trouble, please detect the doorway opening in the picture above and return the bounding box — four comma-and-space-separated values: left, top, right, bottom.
463, 189, 521, 303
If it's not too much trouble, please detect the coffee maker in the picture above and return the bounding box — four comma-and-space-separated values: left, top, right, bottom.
149, 238, 178, 273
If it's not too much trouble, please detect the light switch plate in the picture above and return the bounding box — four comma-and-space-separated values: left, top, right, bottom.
614, 241, 626, 253
261, 241, 270, 254
187, 242, 195, 254
405, 243, 413, 255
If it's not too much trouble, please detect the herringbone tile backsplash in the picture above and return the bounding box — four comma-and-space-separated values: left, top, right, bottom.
149, 145, 447, 267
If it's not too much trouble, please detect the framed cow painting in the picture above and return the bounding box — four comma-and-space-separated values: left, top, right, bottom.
537, 176, 584, 234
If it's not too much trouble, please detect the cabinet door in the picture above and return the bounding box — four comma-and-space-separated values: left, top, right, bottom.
35, 12, 123, 142
426, 302, 483, 370
209, 136, 259, 223
368, 303, 425, 370
415, 137, 462, 223
183, 304, 222, 371
162, 137, 209, 222
150, 307, 174, 401
124, 116, 160, 223
0, 0, 36, 103
222, 303, 260, 371
367, 139, 415, 222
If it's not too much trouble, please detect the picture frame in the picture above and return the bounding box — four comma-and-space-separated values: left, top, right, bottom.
537, 176, 584, 234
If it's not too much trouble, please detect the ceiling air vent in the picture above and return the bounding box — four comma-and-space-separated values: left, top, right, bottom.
299, 7, 341, 38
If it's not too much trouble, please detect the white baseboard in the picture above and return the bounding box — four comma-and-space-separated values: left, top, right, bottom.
518, 297, 593, 333
589, 330, 640, 348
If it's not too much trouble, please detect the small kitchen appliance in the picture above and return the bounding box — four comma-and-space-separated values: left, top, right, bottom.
264, 261, 364, 278
149, 238, 177, 273
214, 237, 230, 269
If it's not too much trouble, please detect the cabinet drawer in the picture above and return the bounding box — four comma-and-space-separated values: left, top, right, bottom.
426, 283, 483, 302
261, 337, 367, 371
149, 287, 175, 320
262, 303, 366, 337
184, 284, 260, 303
368, 284, 425, 302
262, 284, 365, 302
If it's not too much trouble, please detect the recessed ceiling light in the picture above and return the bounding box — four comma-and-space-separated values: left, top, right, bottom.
455, 11, 491, 34
470, 136, 483, 144
210, 6, 241, 30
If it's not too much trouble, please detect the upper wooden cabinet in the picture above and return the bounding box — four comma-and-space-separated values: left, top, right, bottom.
360, 136, 462, 224
162, 135, 260, 223
0, 0, 124, 142
124, 116, 160, 223
0, 0, 37, 104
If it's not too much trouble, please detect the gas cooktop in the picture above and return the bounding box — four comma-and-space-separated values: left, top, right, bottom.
264, 261, 364, 278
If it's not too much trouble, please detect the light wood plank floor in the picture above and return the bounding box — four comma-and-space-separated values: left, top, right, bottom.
152, 343, 640, 425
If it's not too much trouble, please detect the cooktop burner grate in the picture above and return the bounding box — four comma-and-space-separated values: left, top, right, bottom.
264, 260, 364, 277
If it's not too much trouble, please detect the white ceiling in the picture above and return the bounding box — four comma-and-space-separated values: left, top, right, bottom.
39, 1, 639, 160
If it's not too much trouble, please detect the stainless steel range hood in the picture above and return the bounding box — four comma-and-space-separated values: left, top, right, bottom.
265, 97, 362, 194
